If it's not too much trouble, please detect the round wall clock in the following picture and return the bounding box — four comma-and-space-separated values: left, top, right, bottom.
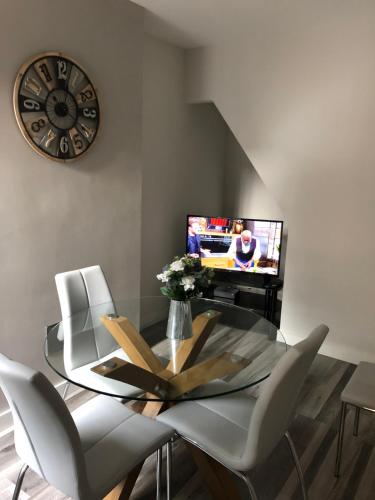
13, 52, 100, 162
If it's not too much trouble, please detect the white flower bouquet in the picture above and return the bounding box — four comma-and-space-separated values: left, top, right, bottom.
157, 255, 214, 301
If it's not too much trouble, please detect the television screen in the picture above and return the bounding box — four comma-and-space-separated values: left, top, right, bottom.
186, 215, 283, 276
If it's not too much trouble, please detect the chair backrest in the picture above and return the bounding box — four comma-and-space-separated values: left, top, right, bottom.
55, 265, 113, 319
0, 354, 92, 499
241, 324, 329, 470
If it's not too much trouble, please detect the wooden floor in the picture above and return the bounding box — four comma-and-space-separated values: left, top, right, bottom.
1, 354, 374, 499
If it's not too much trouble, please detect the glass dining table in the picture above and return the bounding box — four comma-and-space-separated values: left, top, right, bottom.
45, 296, 287, 498
45, 296, 286, 405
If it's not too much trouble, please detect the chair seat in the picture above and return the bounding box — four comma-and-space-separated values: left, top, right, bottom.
73, 395, 173, 497
157, 382, 256, 471
341, 361, 375, 409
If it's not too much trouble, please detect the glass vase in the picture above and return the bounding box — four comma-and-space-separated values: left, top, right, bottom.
166, 299, 193, 340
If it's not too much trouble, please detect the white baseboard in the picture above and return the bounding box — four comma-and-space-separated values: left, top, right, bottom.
0, 380, 84, 437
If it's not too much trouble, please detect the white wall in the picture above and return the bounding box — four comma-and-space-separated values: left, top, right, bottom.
0, 0, 144, 414
186, 3, 375, 363
223, 129, 287, 279
141, 35, 227, 296
223, 130, 284, 222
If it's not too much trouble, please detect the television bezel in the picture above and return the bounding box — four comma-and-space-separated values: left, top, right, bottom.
186, 214, 284, 278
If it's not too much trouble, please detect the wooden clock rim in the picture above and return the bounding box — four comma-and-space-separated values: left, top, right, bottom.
13, 50, 100, 163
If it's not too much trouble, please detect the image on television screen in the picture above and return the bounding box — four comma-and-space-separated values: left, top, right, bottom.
186, 215, 283, 276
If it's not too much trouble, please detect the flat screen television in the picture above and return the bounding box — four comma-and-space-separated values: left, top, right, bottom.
186, 215, 283, 277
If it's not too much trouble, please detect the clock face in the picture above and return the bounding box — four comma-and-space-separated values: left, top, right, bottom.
13, 52, 100, 161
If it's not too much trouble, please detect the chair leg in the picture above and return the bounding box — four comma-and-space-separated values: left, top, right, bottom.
12, 464, 28, 500
166, 440, 172, 500
353, 407, 360, 437
236, 471, 259, 500
156, 448, 162, 500
62, 381, 70, 400
335, 401, 347, 477
285, 431, 308, 500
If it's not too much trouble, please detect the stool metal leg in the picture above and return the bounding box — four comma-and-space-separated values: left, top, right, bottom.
335, 402, 347, 477
166, 440, 172, 500
353, 407, 360, 437
156, 448, 162, 500
12, 464, 28, 500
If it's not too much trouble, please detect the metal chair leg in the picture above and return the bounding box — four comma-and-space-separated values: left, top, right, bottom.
236, 471, 259, 500
285, 431, 308, 500
353, 406, 360, 437
335, 401, 347, 477
156, 448, 162, 500
62, 381, 70, 400
166, 440, 172, 500
12, 464, 28, 500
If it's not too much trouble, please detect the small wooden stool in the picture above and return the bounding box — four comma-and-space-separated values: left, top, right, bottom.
335, 361, 375, 477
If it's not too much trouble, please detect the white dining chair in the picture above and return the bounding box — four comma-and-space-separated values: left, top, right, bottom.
0, 353, 174, 500
54, 266, 166, 401
157, 324, 329, 500
55, 265, 131, 399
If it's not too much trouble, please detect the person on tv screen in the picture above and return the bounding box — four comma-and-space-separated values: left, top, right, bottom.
228, 230, 261, 271
187, 218, 210, 258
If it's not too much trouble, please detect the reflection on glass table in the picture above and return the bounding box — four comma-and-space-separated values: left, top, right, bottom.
45, 297, 287, 403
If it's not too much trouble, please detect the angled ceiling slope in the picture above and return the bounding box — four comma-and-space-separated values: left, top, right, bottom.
131, 0, 270, 48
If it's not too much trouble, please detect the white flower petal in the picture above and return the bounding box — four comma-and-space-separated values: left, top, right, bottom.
170, 260, 184, 272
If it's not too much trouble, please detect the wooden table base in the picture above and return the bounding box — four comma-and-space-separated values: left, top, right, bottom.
103, 462, 144, 500
98, 309, 244, 499
186, 442, 241, 500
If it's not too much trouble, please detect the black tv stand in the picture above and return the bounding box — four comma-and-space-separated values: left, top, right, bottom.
262, 274, 272, 286
210, 275, 283, 326
262, 279, 283, 324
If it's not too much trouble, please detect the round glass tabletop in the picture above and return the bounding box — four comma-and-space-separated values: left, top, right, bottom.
45, 297, 286, 402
